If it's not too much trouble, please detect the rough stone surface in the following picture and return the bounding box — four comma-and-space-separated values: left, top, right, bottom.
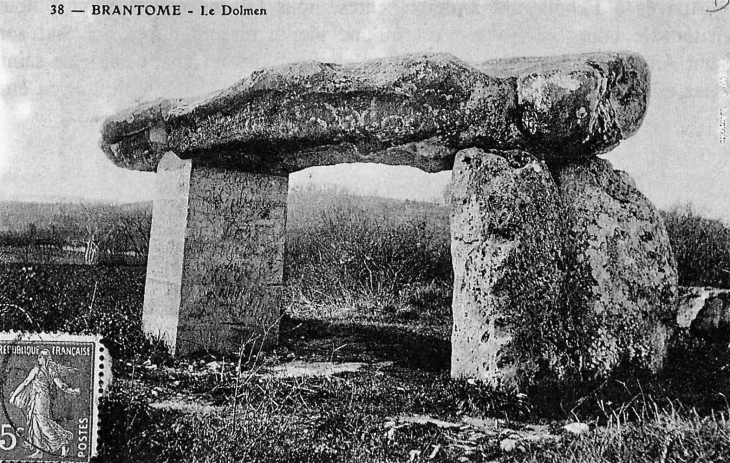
676, 287, 716, 328
691, 293, 730, 343
178, 166, 287, 353
477, 52, 650, 160
551, 158, 677, 375
676, 287, 730, 342
450, 148, 564, 390
450, 151, 679, 388
100, 51, 649, 174
142, 152, 287, 355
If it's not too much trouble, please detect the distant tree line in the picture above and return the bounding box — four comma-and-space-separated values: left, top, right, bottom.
0, 201, 152, 265
2, 195, 730, 291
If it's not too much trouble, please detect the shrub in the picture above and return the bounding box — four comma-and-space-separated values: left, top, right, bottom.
0, 264, 164, 364
662, 204, 730, 288
286, 187, 452, 309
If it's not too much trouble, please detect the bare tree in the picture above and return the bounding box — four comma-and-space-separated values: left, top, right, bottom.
77, 203, 115, 265
115, 208, 152, 263
20, 223, 37, 263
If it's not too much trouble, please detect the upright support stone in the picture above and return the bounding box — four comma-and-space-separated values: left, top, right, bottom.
143, 152, 287, 355
551, 158, 677, 374
450, 148, 564, 390
142, 152, 191, 350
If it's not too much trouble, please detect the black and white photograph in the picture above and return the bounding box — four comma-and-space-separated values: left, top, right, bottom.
1, 1, 730, 461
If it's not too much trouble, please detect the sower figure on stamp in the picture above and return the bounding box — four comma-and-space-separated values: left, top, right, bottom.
9, 349, 81, 459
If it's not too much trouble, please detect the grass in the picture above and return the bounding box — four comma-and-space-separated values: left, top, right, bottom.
506, 399, 730, 462
91, 306, 730, 462
3, 192, 730, 461
0, 264, 164, 362
662, 204, 730, 289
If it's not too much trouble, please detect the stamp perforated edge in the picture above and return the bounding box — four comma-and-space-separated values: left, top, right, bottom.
0, 332, 112, 463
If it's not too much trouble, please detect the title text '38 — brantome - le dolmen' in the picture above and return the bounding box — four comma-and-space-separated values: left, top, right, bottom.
100, 51, 676, 390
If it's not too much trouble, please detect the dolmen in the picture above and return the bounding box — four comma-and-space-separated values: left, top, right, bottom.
100, 51, 677, 391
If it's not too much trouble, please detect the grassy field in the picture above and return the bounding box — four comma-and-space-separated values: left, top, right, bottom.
2, 191, 730, 461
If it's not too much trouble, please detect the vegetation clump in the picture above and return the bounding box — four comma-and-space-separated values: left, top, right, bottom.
2, 193, 730, 461
662, 204, 730, 288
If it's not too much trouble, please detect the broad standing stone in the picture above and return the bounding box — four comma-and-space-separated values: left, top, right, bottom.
551, 158, 677, 375
143, 151, 287, 355
450, 148, 564, 390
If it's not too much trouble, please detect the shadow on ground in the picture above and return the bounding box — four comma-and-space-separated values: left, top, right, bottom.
279, 315, 451, 372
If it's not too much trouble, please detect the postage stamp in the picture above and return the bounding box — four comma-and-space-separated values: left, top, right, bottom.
0, 333, 111, 463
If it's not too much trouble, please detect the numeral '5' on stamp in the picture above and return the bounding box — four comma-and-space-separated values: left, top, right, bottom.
0, 333, 111, 462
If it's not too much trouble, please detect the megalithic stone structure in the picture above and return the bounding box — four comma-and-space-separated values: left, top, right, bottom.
143, 152, 287, 354
100, 51, 676, 389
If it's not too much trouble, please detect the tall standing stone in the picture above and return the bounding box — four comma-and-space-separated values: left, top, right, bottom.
450, 148, 564, 390
551, 158, 677, 375
143, 152, 287, 354
142, 152, 191, 350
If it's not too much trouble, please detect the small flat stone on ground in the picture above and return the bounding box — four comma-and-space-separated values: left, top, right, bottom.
149, 399, 222, 415
264, 360, 393, 378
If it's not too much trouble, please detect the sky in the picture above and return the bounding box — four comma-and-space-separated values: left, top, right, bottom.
0, 0, 729, 221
